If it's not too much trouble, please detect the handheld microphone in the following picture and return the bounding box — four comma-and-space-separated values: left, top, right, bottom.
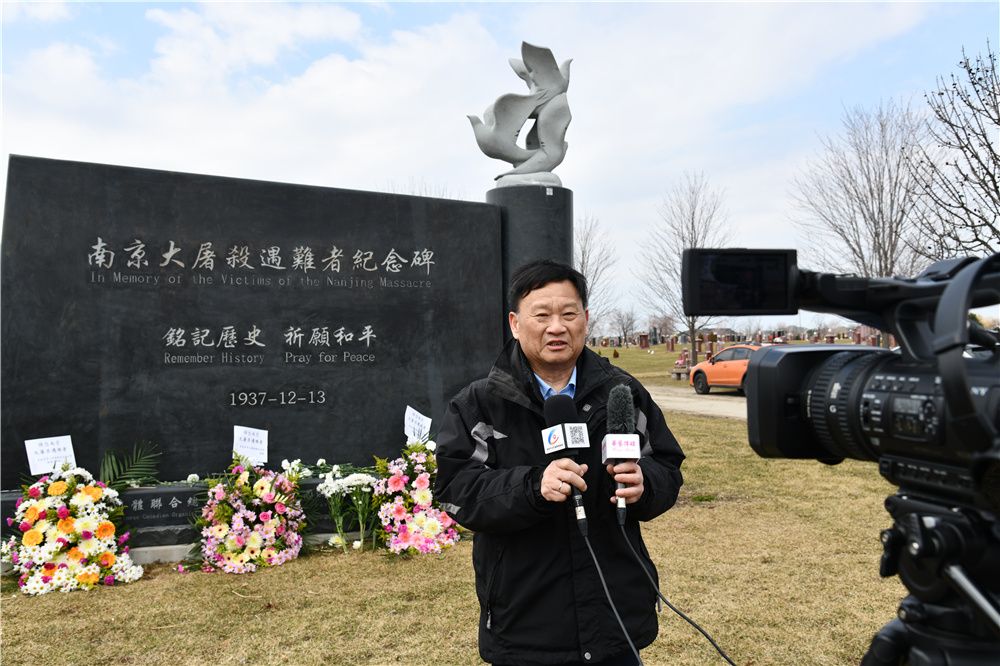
542, 394, 590, 536
603, 384, 641, 525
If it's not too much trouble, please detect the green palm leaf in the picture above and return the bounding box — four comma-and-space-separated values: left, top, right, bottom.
99, 442, 162, 492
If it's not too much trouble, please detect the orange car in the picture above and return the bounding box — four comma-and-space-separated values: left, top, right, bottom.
689, 344, 761, 394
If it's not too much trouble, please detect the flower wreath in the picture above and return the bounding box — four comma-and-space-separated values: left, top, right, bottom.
197, 458, 306, 574
1, 466, 143, 595
373, 439, 459, 555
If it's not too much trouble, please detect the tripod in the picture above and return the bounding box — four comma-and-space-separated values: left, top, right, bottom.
861, 493, 1000, 665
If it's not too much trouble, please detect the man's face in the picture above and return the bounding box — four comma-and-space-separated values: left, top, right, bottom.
509, 280, 589, 376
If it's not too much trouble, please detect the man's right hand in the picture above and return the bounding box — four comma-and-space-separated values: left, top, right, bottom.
540, 458, 588, 503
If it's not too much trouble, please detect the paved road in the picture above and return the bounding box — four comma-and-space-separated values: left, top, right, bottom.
646, 384, 747, 420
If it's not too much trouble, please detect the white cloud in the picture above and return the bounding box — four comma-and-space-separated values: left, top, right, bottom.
2, 1, 71, 23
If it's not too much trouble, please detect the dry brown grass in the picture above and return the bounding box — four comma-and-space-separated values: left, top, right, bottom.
0, 412, 903, 666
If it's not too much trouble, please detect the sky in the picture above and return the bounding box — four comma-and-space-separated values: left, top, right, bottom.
2, 0, 998, 332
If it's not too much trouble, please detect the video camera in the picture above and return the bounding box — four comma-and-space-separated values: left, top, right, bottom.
681, 249, 1000, 664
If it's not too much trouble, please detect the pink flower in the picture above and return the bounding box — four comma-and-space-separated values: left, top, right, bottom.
28, 487, 41, 498
56, 538, 68, 547
235, 535, 245, 547
14, 497, 22, 508
214, 488, 225, 501
96, 481, 107, 488
104, 575, 115, 585
39, 476, 49, 483
232, 465, 245, 474
387, 474, 408, 493
259, 511, 272, 522
5, 517, 12, 527
81, 530, 93, 540
43, 562, 55, 571
18, 521, 31, 532
262, 492, 275, 503
392, 503, 408, 521
57, 506, 71, 519
41, 575, 52, 583
413, 473, 431, 490
276, 524, 285, 536
10, 552, 19, 564
275, 503, 286, 515
118, 532, 130, 545
176, 565, 186, 573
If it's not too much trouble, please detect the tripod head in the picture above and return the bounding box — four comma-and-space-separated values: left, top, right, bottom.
862, 492, 1000, 665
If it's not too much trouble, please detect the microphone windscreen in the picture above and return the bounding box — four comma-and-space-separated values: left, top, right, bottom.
607, 384, 635, 433
544, 394, 578, 427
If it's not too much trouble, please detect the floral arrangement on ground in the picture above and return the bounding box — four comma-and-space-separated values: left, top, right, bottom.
372, 438, 459, 555
197, 457, 306, 574
1, 466, 143, 595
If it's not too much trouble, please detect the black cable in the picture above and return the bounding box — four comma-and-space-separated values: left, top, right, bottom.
583, 534, 644, 666
619, 524, 737, 666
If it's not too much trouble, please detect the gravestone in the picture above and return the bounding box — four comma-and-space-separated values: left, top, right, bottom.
1, 156, 504, 488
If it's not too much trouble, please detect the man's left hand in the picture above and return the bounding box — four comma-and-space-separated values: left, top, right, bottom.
606, 461, 643, 505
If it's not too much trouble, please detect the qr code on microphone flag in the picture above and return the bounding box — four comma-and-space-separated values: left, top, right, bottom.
565, 423, 590, 449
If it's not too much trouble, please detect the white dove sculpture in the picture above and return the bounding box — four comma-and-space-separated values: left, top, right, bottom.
468, 42, 573, 186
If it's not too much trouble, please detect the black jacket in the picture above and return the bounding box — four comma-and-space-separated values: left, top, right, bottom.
435, 341, 685, 664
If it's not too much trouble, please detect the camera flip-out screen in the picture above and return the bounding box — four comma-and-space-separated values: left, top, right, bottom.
682, 249, 798, 316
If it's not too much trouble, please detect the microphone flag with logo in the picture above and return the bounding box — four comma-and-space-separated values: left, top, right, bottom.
603, 384, 642, 523
542, 394, 590, 535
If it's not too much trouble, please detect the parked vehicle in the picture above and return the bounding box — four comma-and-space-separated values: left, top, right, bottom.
689, 344, 762, 394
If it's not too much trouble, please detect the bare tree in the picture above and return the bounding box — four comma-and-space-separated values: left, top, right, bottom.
793, 101, 925, 280
639, 171, 729, 361
908, 44, 1000, 260
610, 308, 638, 346
574, 214, 616, 336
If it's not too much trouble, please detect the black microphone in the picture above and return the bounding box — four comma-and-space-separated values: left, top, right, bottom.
543, 394, 590, 536
603, 384, 641, 525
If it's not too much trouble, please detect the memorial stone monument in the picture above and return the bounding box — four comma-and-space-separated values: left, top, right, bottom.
1, 156, 503, 488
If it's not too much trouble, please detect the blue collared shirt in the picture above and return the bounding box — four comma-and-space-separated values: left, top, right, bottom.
534, 367, 577, 400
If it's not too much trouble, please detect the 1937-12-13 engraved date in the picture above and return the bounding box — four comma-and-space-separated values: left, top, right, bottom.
229, 390, 326, 407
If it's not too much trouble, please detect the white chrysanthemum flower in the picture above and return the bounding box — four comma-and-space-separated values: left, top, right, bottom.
70, 493, 94, 509
78, 538, 101, 557
425, 440, 437, 451
352, 540, 362, 550
186, 474, 200, 483
76, 516, 98, 535
316, 458, 326, 466
328, 534, 344, 547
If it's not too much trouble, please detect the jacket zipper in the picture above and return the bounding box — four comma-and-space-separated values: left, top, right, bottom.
485, 545, 505, 630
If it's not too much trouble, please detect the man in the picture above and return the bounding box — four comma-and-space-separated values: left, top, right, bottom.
435, 260, 686, 665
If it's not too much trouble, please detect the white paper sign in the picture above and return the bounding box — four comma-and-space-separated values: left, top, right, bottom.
404, 405, 432, 441
24, 435, 77, 475
233, 426, 268, 465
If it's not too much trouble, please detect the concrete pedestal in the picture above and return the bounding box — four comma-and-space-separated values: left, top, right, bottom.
486, 185, 573, 322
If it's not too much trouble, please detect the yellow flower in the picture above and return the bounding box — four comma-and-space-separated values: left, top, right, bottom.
235, 471, 249, 488
67, 547, 84, 561
98, 552, 116, 568
24, 505, 40, 524
76, 571, 99, 586
82, 485, 103, 502
57, 517, 76, 534
22, 529, 43, 546
95, 521, 115, 539
47, 481, 68, 496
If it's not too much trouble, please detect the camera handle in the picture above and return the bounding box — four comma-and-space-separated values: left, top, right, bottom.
931, 252, 1000, 453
